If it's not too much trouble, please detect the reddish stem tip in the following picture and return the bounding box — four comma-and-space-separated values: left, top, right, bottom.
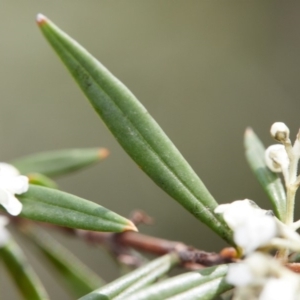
36, 14, 47, 26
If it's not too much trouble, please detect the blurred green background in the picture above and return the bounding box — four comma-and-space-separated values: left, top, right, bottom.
1, 1, 300, 299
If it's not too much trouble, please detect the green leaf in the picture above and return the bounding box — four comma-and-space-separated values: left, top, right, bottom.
244, 128, 286, 220
165, 276, 232, 300
12, 148, 109, 177
0, 239, 49, 300
28, 173, 58, 189
79, 253, 180, 300
16, 185, 137, 232
37, 14, 233, 244
122, 264, 229, 300
23, 226, 105, 298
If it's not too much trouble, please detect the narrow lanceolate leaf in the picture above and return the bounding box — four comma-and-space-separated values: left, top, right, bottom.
79, 253, 180, 300
37, 14, 233, 244
244, 128, 286, 220
12, 148, 109, 178
165, 276, 232, 300
0, 239, 49, 300
17, 185, 137, 232
23, 226, 105, 298
123, 264, 229, 300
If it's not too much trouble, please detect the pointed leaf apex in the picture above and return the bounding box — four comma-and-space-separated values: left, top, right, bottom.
36, 14, 47, 26
123, 221, 138, 232
98, 148, 110, 160
245, 127, 254, 136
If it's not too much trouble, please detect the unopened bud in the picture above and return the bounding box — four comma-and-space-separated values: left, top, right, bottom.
270, 122, 290, 142
265, 144, 289, 173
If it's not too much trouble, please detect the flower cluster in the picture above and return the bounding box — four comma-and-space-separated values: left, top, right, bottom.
226, 253, 300, 300
0, 163, 28, 216
0, 163, 28, 248
265, 122, 300, 191
214, 122, 300, 300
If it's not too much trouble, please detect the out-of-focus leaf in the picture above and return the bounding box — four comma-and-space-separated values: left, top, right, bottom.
12, 148, 109, 178
37, 14, 233, 244
79, 253, 180, 300
123, 264, 229, 300
165, 276, 231, 300
23, 226, 105, 298
244, 128, 286, 220
288, 252, 300, 263
28, 173, 58, 189
16, 185, 137, 232
0, 239, 49, 300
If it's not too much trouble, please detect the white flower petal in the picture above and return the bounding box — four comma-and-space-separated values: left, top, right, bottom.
215, 199, 267, 231
234, 215, 277, 254
0, 163, 26, 216
0, 216, 10, 248
0, 188, 12, 206
1, 194, 22, 216
0, 175, 28, 194
0, 216, 9, 227
9, 176, 29, 194
226, 263, 253, 287
228, 253, 300, 300
259, 277, 300, 300
0, 163, 20, 176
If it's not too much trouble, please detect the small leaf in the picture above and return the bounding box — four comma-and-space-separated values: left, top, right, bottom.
0, 239, 49, 300
16, 185, 137, 232
165, 276, 232, 300
37, 14, 233, 244
23, 226, 105, 297
122, 264, 229, 300
244, 128, 286, 220
79, 253, 180, 300
28, 173, 58, 189
12, 148, 109, 177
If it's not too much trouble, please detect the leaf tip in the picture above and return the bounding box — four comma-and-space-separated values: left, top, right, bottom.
36, 13, 48, 26
98, 148, 110, 160
123, 221, 138, 232
245, 127, 254, 137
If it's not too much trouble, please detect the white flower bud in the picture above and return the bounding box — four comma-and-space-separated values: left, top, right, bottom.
265, 144, 289, 173
270, 122, 290, 142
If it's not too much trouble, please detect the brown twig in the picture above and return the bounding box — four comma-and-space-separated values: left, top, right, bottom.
10, 210, 234, 269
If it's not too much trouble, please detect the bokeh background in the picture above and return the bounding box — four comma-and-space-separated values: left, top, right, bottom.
1, 1, 300, 299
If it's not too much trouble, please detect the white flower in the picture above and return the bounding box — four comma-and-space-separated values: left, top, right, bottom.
215, 200, 266, 229
215, 200, 278, 254
0, 215, 10, 247
265, 144, 289, 174
259, 276, 300, 300
270, 122, 290, 142
227, 253, 300, 300
234, 214, 277, 255
0, 163, 28, 216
